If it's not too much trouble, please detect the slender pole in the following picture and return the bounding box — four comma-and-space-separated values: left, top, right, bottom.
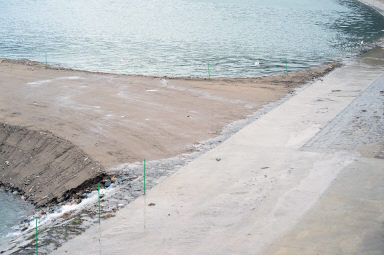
208, 63, 210, 80
144, 159, 146, 195
36, 218, 38, 255
98, 183, 100, 222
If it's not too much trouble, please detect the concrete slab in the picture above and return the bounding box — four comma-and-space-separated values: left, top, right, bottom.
264, 157, 384, 255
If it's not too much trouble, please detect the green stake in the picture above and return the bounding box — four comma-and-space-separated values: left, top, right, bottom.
144, 159, 146, 195
45, 53, 47, 69
98, 183, 100, 222
36, 218, 38, 255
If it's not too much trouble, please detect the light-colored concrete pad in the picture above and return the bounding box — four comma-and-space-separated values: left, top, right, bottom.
264, 157, 384, 255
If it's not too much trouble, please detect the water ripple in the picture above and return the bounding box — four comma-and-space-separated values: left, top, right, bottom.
0, 0, 383, 77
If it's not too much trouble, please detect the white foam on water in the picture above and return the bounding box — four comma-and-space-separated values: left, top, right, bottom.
6, 185, 117, 240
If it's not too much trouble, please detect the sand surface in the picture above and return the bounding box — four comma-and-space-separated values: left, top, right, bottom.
0, 59, 337, 169
52, 48, 384, 255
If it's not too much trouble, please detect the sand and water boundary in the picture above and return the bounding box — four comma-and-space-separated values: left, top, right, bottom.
1, 0, 384, 253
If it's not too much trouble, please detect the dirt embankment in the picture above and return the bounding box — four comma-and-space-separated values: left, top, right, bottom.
0, 122, 106, 207
0, 59, 341, 208
0, 59, 341, 168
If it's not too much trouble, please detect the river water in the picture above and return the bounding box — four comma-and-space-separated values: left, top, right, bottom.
0, 191, 34, 245
0, 0, 383, 77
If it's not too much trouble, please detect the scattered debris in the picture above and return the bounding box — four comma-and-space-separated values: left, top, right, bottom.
102, 213, 113, 219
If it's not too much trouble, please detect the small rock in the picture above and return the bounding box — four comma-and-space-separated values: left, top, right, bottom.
104, 181, 112, 188
148, 202, 156, 207
362, 109, 367, 112
261, 166, 269, 169
216, 158, 221, 162
111, 176, 117, 182
62, 212, 70, 218
21, 195, 25, 201
13, 191, 18, 195
65, 202, 72, 206
103, 213, 113, 219
264, 175, 268, 178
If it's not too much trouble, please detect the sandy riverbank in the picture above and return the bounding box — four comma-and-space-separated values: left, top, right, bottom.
0, 58, 340, 206
0, 1, 383, 254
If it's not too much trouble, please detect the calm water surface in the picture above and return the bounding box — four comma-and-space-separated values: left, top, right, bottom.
0, 191, 34, 244
0, 0, 384, 77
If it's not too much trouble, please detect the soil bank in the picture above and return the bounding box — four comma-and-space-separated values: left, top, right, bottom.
0, 59, 339, 205
0, 123, 105, 207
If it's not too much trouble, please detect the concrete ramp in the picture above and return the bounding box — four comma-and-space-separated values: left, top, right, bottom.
53, 56, 384, 255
